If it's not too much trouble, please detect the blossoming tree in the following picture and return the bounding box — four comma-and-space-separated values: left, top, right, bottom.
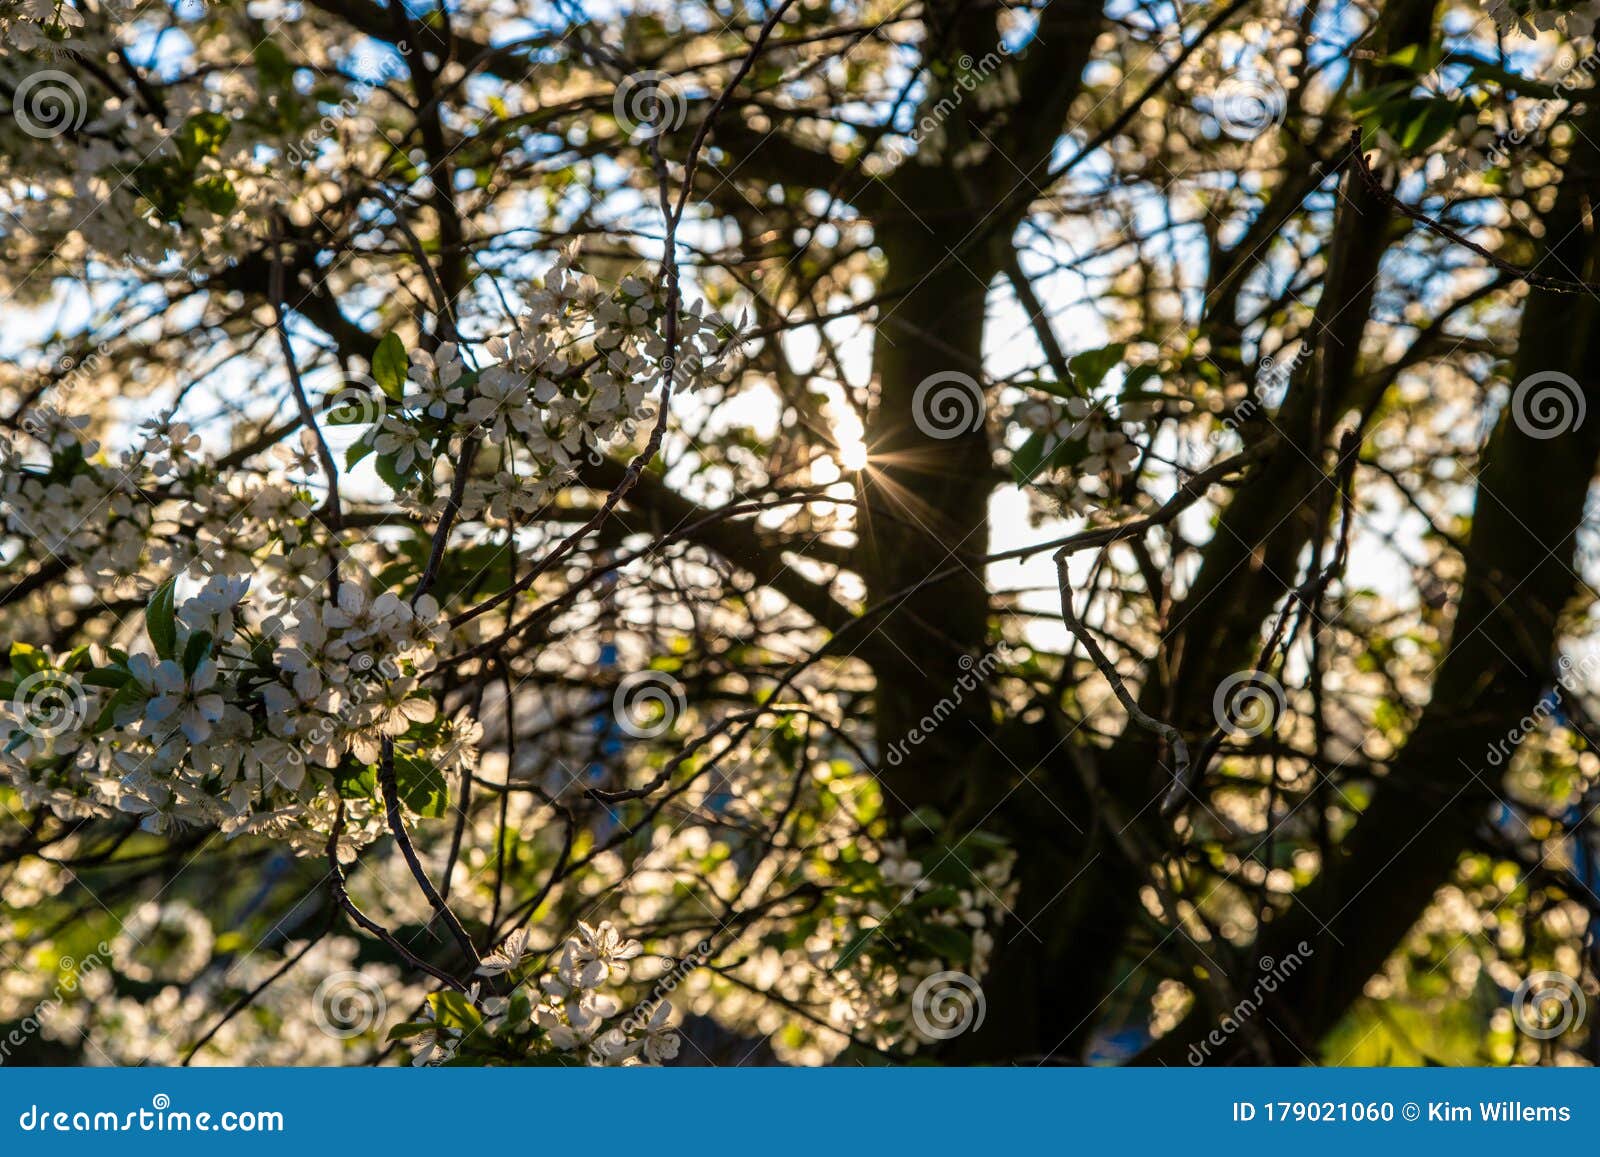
3, 0, 1600, 1066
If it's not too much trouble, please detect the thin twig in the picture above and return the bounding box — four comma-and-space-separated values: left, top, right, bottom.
1349, 126, 1600, 295
325, 799, 468, 991
377, 741, 482, 969
1056, 563, 1191, 808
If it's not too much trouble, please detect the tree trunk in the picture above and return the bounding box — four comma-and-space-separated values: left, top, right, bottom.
1140, 99, 1600, 1064
860, 216, 999, 817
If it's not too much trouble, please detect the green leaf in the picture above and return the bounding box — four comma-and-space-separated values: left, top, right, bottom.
145, 578, 178, 661
386, 1021, 439, 1042
334, 760, 378, 800
372, 332, 408, 401
253, 39, 295, 90
1067, 342, 1126, 392
182, 630, 213, 676
1377, 44, 1443, 74
1348, 79, 1416, 119
92, 679, 147, 734
831, 925, 879, 972
960, 830, 1011, 853
191, 176, 238, 216
373, 450, 418, 495
1120, 364, 1161, 399
325, 400, 372, 426
917, 923, 974, 964
429, 989, 483, 1030
1462, 59, 1555, 98
910, 885, 963, 911
175, 112, 232, 170
1011, 430, 1049, 486
393, 750, 448, 818
1399, 98, 1461, 152
1011, 428, 1088, 487
80, 666, 132, 689
346, 433, 376, 470
9, 642, 48, 677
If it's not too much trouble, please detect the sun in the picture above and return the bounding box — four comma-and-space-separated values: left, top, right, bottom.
836, 436, 869, 472
829, 405, 870, 471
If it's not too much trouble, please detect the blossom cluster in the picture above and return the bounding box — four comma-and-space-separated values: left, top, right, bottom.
356, 247, 738, 521
0, 565, 455, 853
813, 836, 1017, 1054
1016, 396, 1143, 480
0, 396, 469, 850
397, 921, 684, 1067
0, 228, 751, 851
